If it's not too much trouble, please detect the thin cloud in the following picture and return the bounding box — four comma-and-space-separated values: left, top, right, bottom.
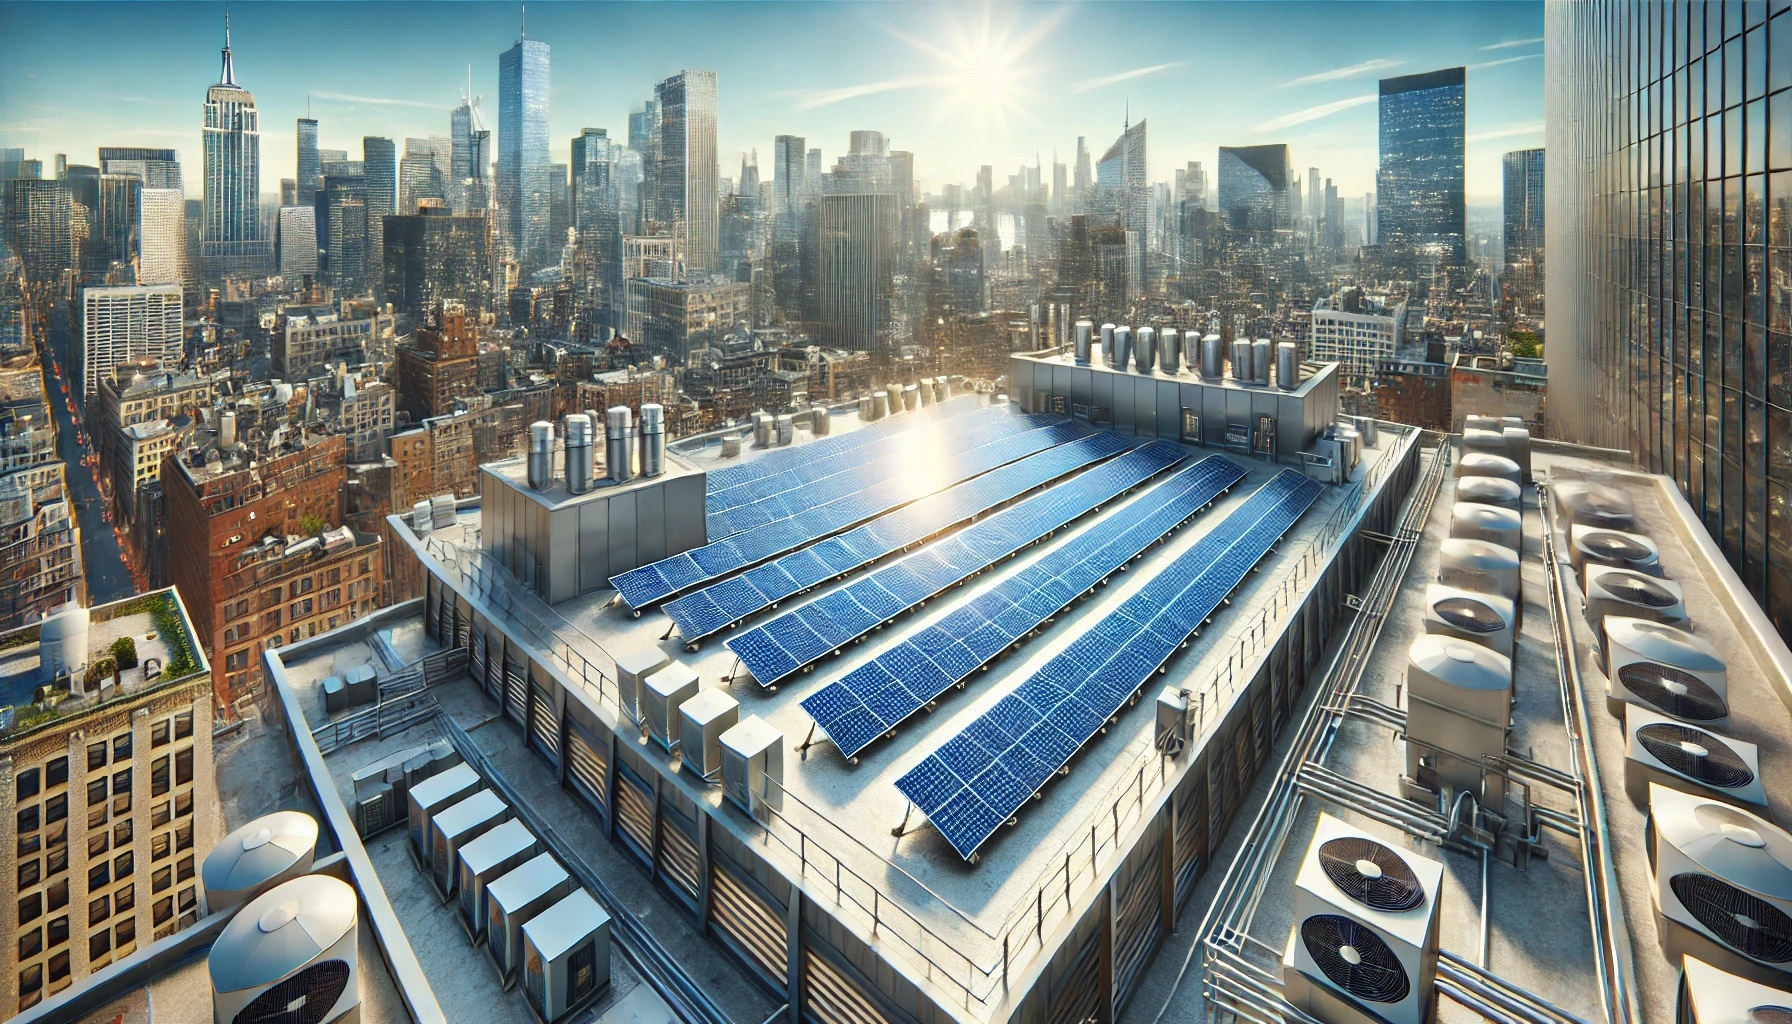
1071, 61, 1187, 95
1470, 53, 1542, 70
1481, 36, 1544, 51
1467, 120, 1545, 143
312, 91, 450, 111
1253, 93, 1376, 133
780, 76, 941, 111
1281, 58, 1403, 88
103, 94, 179, 107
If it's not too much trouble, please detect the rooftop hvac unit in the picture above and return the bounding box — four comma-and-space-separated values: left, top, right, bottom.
1404, 636, 1512, 802
755, 411, 776, 446
1569, 524, 1661, 576
777, 412, 796, 443
1503, 427, 1532, 482
1156, 687, 1194, 756
643, 661, 700, 752
1678, 954, 1792, 1024
202, 811, 320, 915
720, 435, 742, 458
1649, 783, 1792, 987
721, 715, 783, 817
1456, 475, 1521, 512
430, 493, 456, 528
1424, 583, 1516, 658
1625, 708, 1766, 813
355, 782, 395, 839
1604, 617, 1730, 728
1457, 452, 1520, 488
411, 499, 435, 534
522, 889, 612, 1023
1282, 814, 1443, 1024
1584, 564, 1688, 636
1449, 502, 1521, 552
615, 648, 669, 724
487, 852, 573, 989
406, 762, 481, 866
431, 789, 509, 899
457, 819, 540, 943
679, 686, 740, 779
1462, 428, 1508, 462
1436, 538, 1520, 602
211, 875, 359, 1024
1552, 481, 1636, 535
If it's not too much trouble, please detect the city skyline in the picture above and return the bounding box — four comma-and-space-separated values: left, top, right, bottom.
1, 1, 1543, 203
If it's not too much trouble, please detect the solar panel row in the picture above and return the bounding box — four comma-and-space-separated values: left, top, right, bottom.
611, 415, 1091, 612
706, 400, 995, 532
664, 431, 1143, 644
801, 455, 1247, 760
894, 469, 1324, 861
704, 394, 982, 497
727, 441, 1199, 689
707, 405, 1025, 540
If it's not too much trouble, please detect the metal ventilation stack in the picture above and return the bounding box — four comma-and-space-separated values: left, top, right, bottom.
202, 811, 320, 914
1403, 635, 1513, 801
1159, 328, 1182, 374
1200, 334, 1223, 380
606, 407, 633, 484
527, 421, 555, 490
1277, 341, 1298, 390
563, 414, 595, 495
1074, 320, 1093, 365
211, 875, 360, 1024
638, 403, 665, 477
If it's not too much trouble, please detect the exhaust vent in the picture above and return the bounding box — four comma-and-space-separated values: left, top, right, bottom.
1101, 323, 1117, 367
639, 403, 665, 477
527, 422, 555, 490
1253, 339, 1272, 386
1135, 326, 1157, 374
1277, 341, 1298, 391
563, 414, 594, 495
1200, 334, 1223, 379
1159, 328, 1182, 374
606, 407, 633, 484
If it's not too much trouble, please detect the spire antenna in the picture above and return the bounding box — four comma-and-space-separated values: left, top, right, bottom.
520, 2, 526, 41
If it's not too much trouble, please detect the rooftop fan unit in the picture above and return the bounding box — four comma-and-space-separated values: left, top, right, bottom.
1462, 427, 1509, 462
1404, 637, 1512, 803
1570, 524, 1661, 576
1552, 480, 1636, 535
1625, 708, 1766, 813
1423, 583, 1516, 658
211, 875, 359, 1024
1437, 538, 1520, 603
1649, 783, 1792, 987
457, 819, 540, 943
1678, 954, 1792, 1024
1584, 564, 1688, 636
1449, 502, 1522, 552
1456, 475, 1521, 512
1456, 451, 1520, 487
614, 647, 670, 724
202, 811, 320, 914
1604, 617, 1730, 729
406, 762, 480, 867
1282, 814, 1442, 1024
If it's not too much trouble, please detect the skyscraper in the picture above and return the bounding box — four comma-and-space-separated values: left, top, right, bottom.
1095, 117, 1147, 299
400, 138, 444, 213
1073, 136, 1091, 214
318, 172, 367, 295
1377, 66, 1466, 265
3, 180, 81, 284
1500, 148, 1544, 272
363, 136, 396, 292
200, 13, 270, 277
1546, 0, 1792, 635
296, 117, 320, 207
77, 285, 183, 410
1051, 157, 1067, 216
818, 192, 898, 352
1217, 144, 1290, 233
498, 26, 550, 273
772, 135, 805, 219
98, 148, 182, 190
277, 205, 318, 281
136, 188, 185, 286
655, 70, 719, 275
1307, 167, 1320, 227
450, 85, 488, 212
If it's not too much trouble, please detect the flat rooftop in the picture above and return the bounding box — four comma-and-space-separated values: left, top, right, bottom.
1016, 343, 1337, 399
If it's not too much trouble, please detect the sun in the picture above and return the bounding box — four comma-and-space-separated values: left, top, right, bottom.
884, 5, 1067, 143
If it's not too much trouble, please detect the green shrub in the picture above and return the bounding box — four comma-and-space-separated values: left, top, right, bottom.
108, 635, 138, 669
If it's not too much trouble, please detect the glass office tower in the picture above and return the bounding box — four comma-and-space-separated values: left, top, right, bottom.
1377, 67, 1466, 266
498, 35, 550, 275
1547, 0, 1792, 634
655, 70, 719, 275
1502, 148, 1546, 270
1216, 144, 1291, 233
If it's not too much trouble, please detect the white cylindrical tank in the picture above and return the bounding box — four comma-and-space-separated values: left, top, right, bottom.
639, 403, 666, 477
202, 811, 320, 914
606, 407, 634, 483
563, 414, 595, 495
1252, 339, 1272, 386
1074, 320, 1094, 365
527, 421, 554, 490
38, 604, 89, 689
211, 875, 359, 1024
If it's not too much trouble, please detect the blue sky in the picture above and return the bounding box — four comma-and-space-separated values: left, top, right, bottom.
0, 1, 1543, 204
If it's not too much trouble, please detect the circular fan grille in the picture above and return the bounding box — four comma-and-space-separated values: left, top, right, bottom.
1618, 664, 1729, 722
1636, 723, 1754, 789
1299, 915, 1411, 1004
1584, 533, 1650, 560
1669, 874, 1792, 963
1601, 573, 1677, 608
1433, 597, 1504, 633
1750, 1009, 1792, 1024
232, 960, 352, 1024
1317, 837, 1426, 911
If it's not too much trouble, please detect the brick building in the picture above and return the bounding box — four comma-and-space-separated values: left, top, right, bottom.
393, 303, 481, 423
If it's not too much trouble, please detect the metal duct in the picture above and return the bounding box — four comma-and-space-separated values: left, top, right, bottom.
812, 406, 831, 435
872, 390, 890, 419
1231, 338, 1252, 382
1101, 323, 1117, 367
1277, 341, 1298, 391
606, 407, 634, 484
775, 413, 793, 446
888, 382, 904, 412
753, 412, 773, 447
1200, 334, 1223, 379
1135, 327, 1157, 374
903, 384, 919, 412
640, 403, 666, 477
1074, 320, 1093, 365
564, 414, 595, 494
1252, 339, 1272, 385
527, 421, 554, 490
1114, 326, 1133, 372
1160, 329, 1182, 374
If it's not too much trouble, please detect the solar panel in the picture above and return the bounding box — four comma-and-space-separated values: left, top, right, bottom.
731, 442, 1200, 687
894, 469, 1323, 860
705, 394, 983, 499
801, 456, 1246, 759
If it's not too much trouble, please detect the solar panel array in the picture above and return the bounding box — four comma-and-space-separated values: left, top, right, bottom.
706, 401, 996, 539
664, 431, 1141, 643
612, 414, 1088, 612
705, 395, 981, 496
727, 441, 1198, 688
895, 469, 1324, 860
801, 455, 1248, 760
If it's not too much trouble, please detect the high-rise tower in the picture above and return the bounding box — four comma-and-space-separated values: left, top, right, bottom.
296, 116, 320, 207
655, 70, 719, 275
498, 18, 550, 274
201, 12, 270, 278
1377, 66, 1466, 266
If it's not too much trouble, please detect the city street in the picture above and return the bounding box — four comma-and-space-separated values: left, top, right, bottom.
43, 327, 137, 604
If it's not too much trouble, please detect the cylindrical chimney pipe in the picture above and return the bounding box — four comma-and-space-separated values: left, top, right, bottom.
564, 414, 595, 494
639, 403, 666, 477
1100, 323, 1117, 368
1135, 327, 1157, 374
903, 384, 919, 412
1253, 339, 1272, 386
1277, 341, 1299, 391
1114, 326, 1133, 372
528, 421, 555, 490
1200, 334, 1223, 379
812, 406, 831, 435
1074, 320, 1093, 365
606, 407, 633, 484
1160, 329, 1182, 374
872, 390, 890, 419
220, 410, 238, 448
1231, 339, 1252, 382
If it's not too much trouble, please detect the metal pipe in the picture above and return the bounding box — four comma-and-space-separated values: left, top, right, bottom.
1277, 341, 1299, 391
639, 402, 665, 477
1114, 325, 1133, 371
1100, 323, 1116, 367
527, 421, 554, 489
1135, 326, 1157, 374
1159, 328, 1182, 374
1480, 846, 1491, 968
1441, 952, 1597, 1024
1252, 338, 1272, 386
1074, 320, 1093, 365
605, 407, 633, 484
563, 414, 594, 494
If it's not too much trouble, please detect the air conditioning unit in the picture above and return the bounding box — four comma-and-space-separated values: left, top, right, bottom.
1436, 538, 1520, 603
1456, 475, 1521, 512
522, 889, 612, 1023
1584, 564, 1688, 636
1603, 617, 1730, 728
210, 875, 359, 1024
721, 715, 783, 816
202, 811, 320, 915
679, 686, 740, 779
615, 647, 670, 724
1404, 636, 1512, 803
1461, 427, 1508, 462
643, 661, 700, 752
1569, 524, 1661, 576
1456, 452, 1520, 487
406, 762, 480, 867
1449, 502, 1522, 552
1423, 584, 1516, 658
457, 819, 540, 943
1649, 784, 1792, 987
487, 852, 574, 989
431, 790, 509, 900
1552, 480, 1636, 535
1624, 708, 1766, 813
1282, 814, 1442, 1024
1678, 954, 1792, 1024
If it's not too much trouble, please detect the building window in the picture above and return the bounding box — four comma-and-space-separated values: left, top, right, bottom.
45, 756, 67, 787
112, 734, 131, 762
19, 964, 42, 1011
177, 856, 194, 883
113, 819, 132, 847
46, 879, 67, 912
151, 719, 169, 747
174, 791, 192, 819
89, 894, 109, 927
115, 917, 135, 951
18, 804, 40, 834
16, 767, 39, 801
17, 858, 38, 888
152, 866, 171, 893
112, 768, 132, 814
174, 822, 193, 853
47, 950, 68, 986
87, 777, 107, 807
173, 711, 192, 740
151, 756, 169, 797
114, 884, 134, 915
46, 915, 68, 948
114, 849, 134, 878
89, 929, 110, 963
45, 842, 66, 878
174, 747, 192, 786
18, 926, 41, 961
151, 801, 169, 829
87, 832, 108, 859
153, 897, 172, 926
87, 742, 107, 771
88, 862, 109, 889
152, 833, 170, 862
45, 793, 65, 824
18, 892, 41, 926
